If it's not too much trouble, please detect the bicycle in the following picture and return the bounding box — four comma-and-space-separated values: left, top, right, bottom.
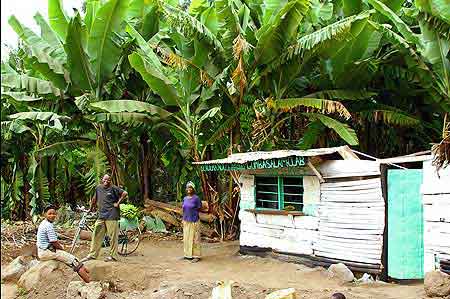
69, 206, 142, 256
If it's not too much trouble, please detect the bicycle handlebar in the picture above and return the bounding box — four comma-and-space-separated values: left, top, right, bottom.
75, 205, 95, 215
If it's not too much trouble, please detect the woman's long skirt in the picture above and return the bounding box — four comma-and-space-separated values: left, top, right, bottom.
183, 220, 201, 258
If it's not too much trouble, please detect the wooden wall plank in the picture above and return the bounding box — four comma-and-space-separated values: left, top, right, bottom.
318, 160, 381, 178
315, 250, 381, 264
321, 178, 381, 190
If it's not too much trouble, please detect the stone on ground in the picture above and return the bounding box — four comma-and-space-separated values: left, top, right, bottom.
1, 256, 30, 282
18, 260, 63, 291
66, 281, 108, 299
84, 260, 113, 281
211, 281, 233, 299
424, 270, 450, 297
327, 263, 355, 283
1, 283, 18, 299
265, 288, 296, 299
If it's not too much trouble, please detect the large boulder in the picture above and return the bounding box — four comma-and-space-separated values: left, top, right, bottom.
1, 256, 30, 282
18, 260, 63, 291
66, 281, 108, 299
327, 263, 355, 284
424, 270, 450, 297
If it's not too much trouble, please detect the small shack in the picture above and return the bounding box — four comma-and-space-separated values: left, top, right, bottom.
421, 160, 450, 275
196, 146, 450, 280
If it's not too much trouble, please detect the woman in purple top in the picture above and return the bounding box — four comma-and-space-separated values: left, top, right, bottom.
182, 181, 202, 262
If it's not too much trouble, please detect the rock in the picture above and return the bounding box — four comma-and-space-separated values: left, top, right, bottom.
357, 273, 374, 284
1, 256, 29, 282
1, 283, 18, 299
28, 259, 40, 269
211, 281, 233, 299
265, 288, 296, 299
66, 281, 106, 299
80, 230, 92, 241
327, 263, 355, 284
424, 270, 450, 297
84, 260, 113, 281
18, 260, 62, 291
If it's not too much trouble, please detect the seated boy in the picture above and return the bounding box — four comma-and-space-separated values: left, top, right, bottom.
37, 205, 90, 283
331, 293, 346, 299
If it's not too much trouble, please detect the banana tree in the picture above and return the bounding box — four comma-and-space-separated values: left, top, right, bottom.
2, 110, 71, 218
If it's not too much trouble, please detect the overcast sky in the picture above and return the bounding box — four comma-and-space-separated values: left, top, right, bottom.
1, 0, 82, 59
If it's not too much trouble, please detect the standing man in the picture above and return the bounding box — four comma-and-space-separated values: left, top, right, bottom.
82, 174, 128, 262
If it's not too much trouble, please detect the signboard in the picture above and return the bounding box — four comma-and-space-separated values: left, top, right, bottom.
199, 156, 307, 172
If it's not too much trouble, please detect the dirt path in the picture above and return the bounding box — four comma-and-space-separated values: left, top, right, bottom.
1, 238, 426, 299
127, 239, 425, 299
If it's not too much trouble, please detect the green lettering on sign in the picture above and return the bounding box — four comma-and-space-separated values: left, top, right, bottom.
199, 156, 307, 172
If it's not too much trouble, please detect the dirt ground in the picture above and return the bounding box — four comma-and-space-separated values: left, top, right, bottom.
1, 236, 426, 299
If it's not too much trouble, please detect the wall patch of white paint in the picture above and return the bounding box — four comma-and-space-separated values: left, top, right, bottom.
422, 160, 450, 273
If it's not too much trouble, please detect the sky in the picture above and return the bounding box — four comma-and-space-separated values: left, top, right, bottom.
1, 0, 82, 59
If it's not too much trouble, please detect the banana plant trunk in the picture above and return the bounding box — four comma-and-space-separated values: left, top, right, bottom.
19, 154, 30, 220
193, 152, 212, 210
140, 133, 152, 201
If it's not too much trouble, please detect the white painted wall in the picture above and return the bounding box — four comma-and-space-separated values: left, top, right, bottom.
238, 161, 385, 266
422, 161, 450, 273
238, 174, 320, 255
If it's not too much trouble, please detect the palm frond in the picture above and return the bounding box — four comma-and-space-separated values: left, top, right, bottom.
367, 0, 420, 45
1, 91, 42, 102
82, 148, 110, 197
9, 111, 70, 122
358, 109, 420, 126
8, 15, 67, 75
1, 74, 62, 96
281, 11, 372, 63
419, 11, 450, 40
255, 0, 311, 64
28, 158, 50, 216
304, 89, 377, 100
303, 112, 358, 145
206, 112, 239, 146
159, 1, 223, 53
215, 0, 242, 59
37, 140, 95, 156
297, 120, 324, 150
268, 97, 351, 119
90, 100, 172, 118
86, 112, 156, 127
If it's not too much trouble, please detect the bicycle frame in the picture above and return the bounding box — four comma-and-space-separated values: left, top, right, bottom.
70, 207, 142, 256
69, 211, 94, 254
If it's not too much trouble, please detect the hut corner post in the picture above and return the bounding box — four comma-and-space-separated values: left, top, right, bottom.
380, 164, 389, 281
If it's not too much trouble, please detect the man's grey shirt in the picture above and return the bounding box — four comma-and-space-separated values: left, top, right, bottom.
96, 185, 124, 220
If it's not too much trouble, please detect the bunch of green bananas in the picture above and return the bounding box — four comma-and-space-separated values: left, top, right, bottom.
119, 204, 140, 220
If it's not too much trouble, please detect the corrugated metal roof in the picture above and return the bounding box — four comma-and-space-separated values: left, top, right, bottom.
194, 146, 349, 165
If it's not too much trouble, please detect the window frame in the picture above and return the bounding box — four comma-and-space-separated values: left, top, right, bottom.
254, 175, 304, 212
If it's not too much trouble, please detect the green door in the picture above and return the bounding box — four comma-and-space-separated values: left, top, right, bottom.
387, 169, 424, 279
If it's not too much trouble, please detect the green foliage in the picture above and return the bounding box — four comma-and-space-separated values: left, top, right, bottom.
1, 0, 446, 221
88, 0, 130, 89
120, 203, 141, 219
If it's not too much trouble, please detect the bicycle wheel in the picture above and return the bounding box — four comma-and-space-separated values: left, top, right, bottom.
118, 228, 141, 256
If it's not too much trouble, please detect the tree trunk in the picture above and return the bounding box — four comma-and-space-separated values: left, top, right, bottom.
140, 133, 152, 201
19, 154, 30, 220
232, 121, 241, 152
100, 124, 122, 185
